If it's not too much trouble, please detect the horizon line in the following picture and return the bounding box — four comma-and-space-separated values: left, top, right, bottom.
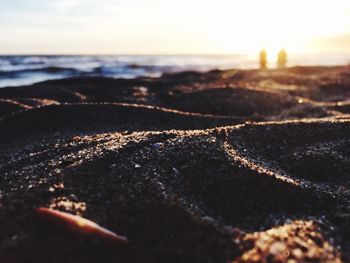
1, 51, 350, 56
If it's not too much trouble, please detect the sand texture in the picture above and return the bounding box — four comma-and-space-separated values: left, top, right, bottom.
0, 66, 350, 262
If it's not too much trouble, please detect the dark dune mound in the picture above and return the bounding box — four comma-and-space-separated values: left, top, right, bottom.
0, 98, 59, 117
225, 120, 350, 185
161, 70, 224, 84
0, 83, 86, 103
158, 87, 297, 116
289, 83, 350, 105
0, 67, 348, 121
330, 101, 350, 114
0, 98, 31, 117
276, 103, 333, 119
15, 98, 59, 108
257, 74, 318, 87
0, 120, 347, 262
315, 83, 350, 102
286, 66, 335, 75
0, 77, 168, 106
0, 103, 244, 139
0, 66, 350, 262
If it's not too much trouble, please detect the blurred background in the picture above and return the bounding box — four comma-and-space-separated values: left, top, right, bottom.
1, 0, 350, 87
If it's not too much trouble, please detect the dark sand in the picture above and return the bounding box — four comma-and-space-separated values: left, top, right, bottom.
0, 66, 350, 262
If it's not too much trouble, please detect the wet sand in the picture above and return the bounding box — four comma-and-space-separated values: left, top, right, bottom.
0, 66, 350, 262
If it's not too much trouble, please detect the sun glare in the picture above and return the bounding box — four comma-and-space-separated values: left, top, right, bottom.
1, 0, 350, 54
195, 0, 350, 56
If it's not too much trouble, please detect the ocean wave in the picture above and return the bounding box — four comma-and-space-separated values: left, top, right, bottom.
0, 54, 349, 88
0, 66, 80, 78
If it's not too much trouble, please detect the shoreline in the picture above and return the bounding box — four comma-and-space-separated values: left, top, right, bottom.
1, 53, 350, 88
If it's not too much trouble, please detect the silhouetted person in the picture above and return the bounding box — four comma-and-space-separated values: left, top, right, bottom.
259, 49, 267, 70
277, 49, 287, 69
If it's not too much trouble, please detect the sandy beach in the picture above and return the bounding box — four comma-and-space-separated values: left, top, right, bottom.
0, 65, 350, 262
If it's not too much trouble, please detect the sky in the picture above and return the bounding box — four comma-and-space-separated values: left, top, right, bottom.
1, 0, 350, 55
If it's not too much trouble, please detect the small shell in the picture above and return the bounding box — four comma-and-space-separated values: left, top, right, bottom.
36, 207, 129, 245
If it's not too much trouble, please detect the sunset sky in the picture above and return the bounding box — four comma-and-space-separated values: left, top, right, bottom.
1, 0, 350, 55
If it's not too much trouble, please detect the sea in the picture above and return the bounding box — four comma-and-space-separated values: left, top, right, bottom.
0, 53, 349, 88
